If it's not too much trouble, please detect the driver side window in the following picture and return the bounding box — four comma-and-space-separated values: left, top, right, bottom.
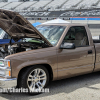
63, 26, 89, 47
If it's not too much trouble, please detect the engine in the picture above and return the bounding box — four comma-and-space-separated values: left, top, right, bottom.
0, 42, 43, 58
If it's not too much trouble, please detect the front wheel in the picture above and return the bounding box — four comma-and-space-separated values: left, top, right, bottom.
18, 65, 49, 94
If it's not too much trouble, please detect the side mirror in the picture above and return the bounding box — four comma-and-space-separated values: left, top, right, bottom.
60, 42, 76, 49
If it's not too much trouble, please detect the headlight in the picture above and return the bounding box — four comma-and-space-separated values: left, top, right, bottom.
0, 60, 11, 77
5, 70, 11, 77
0, 60, 11, 67
0, 60, 4, 66
0, 70, 11, 77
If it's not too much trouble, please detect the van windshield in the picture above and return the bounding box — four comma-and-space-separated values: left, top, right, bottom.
36, 25, 66, 46
0, 28, 6, 39
0, 28, 3, 34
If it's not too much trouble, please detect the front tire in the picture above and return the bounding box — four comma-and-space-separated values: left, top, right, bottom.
18, 65, 49, 94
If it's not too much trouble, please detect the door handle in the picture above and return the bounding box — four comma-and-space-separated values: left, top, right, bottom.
88, 50, 92, 54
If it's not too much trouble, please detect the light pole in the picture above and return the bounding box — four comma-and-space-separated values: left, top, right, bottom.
71, 11, 75, 23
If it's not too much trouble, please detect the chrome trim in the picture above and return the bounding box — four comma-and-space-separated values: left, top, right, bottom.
0, 67, 11, 70
0, 64, 4, 67
0, 66, 11, 77
0, 59, 10, 65
0, 78, 17, 88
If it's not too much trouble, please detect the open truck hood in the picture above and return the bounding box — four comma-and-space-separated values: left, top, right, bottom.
0, 9, 52, 46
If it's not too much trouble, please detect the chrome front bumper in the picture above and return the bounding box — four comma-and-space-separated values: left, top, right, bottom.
0, 78, 17, 88
0, 59, 17, 88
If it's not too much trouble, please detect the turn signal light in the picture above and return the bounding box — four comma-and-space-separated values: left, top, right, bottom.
8, 61, 10, 67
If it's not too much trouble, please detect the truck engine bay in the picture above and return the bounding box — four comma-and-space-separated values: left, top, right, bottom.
0, 38, 49, 58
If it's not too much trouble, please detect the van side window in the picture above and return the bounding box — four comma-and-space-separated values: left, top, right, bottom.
63, 26, 89, 47
3, 33, 11, 39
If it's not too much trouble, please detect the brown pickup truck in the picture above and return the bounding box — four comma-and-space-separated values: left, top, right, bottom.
0, 9, 100, 94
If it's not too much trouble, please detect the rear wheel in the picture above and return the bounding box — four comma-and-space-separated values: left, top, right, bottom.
18, 65, 49, 94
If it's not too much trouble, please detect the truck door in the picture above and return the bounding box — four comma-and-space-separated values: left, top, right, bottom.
57, 26, 95, 79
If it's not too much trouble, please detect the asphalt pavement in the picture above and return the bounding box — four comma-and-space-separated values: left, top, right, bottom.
0, 72, 100, 100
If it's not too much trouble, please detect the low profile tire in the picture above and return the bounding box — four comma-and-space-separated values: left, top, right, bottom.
18, 65, 49, 94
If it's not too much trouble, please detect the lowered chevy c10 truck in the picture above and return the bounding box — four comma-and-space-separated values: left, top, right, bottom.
0, 9, 100, 94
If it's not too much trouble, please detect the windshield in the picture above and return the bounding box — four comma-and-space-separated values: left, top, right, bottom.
36, 25, 66, 46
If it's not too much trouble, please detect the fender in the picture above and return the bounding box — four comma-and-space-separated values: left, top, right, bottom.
11, 59, 57, 80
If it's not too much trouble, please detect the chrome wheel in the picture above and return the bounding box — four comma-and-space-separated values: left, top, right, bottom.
27, 68, 47, 92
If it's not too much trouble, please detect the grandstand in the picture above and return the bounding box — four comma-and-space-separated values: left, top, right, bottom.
43, 0, 67, 11
0, 2, 10, 8
27, 0, 51, 11
2, 2, 23, 10
0, 0, 100, 19
0, 0, 100, 11
76, 0, 99, 9
96, 1, 100, 8
14, 1, 37, 11
61, 0, 82, 10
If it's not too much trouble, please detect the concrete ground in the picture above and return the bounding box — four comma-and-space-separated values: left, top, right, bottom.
0, 72, 100, 100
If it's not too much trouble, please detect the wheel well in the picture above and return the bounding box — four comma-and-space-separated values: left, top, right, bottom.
17, 64, 53, 87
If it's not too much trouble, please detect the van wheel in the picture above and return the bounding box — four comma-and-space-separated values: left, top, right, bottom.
18, 65, 49, 94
